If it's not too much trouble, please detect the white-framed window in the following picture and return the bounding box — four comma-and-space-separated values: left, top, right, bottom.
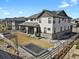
34, 19, 36, 21
68, 26, 70, 30
48, 28, 51, 31
54, 27, 56, 33
65, 18, 66, 22
53, 20, 55, 24
64, 26, 66, 31
60, 26, 62, 32
39, 19, 41, 23
62, 18, 64, 21
48, 17, 51, 23
44, 27, 47, 33
30, 19, 33, 21
59, 18, 61, 23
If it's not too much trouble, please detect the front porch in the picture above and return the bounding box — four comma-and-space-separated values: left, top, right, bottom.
19, 22, 41, 37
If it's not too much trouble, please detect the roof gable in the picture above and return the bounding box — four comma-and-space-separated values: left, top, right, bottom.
38, 10, 69, 18
39, 12, 51, 17
27, 10, 71, 19
57, 10, 68, 17
38, 10, 53, 18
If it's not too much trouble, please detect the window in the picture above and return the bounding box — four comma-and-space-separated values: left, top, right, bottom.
60, 26, 62, 32
48, 18, 51, 23
64, 26, 66, 30
62, 18, 64, 21
65, 18, 66, 22
44, 27, 47, 33
53, 20, 55, 24
54, 27, 56, 33
34, 19, 36, 21
59, 18, 60, 23
68, 26, 69, 30
39, 19, 41, 23
48, 28, 51, 31
31, 19, 33, 21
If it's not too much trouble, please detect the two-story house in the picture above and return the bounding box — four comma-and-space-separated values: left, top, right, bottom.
3, 17, 26, 30
71, 18, 79, 28
19, 10, 72, 40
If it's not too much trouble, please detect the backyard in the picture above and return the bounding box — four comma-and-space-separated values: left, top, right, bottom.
11, 31, 53, 48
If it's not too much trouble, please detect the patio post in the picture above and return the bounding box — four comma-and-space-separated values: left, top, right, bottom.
12, 21, 15, 30
26, 27, 28, 34
34, 27, 36, 36
19, 26, 21, 31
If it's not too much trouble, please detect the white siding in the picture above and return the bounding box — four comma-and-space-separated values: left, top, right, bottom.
53, 17, 71, 33
38, 17, 53, 34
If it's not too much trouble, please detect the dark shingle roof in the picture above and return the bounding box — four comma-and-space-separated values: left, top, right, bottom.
4, 17, 26, 21
27, 10, 71, 19
27, 13, 41, 19
19, 22, 39, 27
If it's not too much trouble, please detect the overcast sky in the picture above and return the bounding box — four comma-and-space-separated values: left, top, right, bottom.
0, 0, 79, 19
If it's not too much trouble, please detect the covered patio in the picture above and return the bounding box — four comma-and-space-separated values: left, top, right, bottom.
19, 22, 41, 37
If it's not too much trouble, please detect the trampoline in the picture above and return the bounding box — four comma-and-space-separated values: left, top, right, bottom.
23, 43, 48, 57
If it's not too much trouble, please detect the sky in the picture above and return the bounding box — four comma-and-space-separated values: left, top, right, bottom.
0, 0, 79, 19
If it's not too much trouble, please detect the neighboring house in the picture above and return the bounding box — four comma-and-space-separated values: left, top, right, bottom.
71, 20, 76, 28
71, 18, 79, 28
3, 17, 26, 30
19, 10, 72, 40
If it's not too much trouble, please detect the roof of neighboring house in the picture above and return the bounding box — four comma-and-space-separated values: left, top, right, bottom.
19, 22, 39, 27
27, 10, 72, 19
27, 13, 41, 19
75, 18, 79, 21
4, 17, 26, 21
72, 18, 79, 22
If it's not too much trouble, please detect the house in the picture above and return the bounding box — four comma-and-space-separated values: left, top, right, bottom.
71, 18, 79, 32
71, 18, 79, 28
3, 17, 26, 30
19, 10, 72, 40
71, 20, 76, 28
